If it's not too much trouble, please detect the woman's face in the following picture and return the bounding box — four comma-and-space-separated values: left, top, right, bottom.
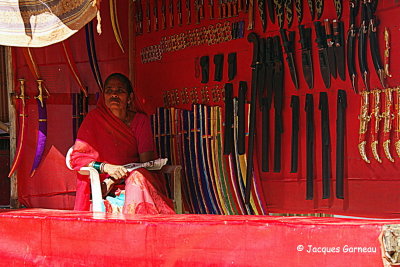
104, 78, 133, 114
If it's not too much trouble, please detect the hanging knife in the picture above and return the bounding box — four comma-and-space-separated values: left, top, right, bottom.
334, 0, 342, 19
315, 0, 323, 19
285, 0, 294, 28
295, 0, 302, 24
274, 0, 284, 28
135, 0, 143, 35
177, 0, 183, 25
280, 29, 299, 89
307, 0, 314, 20
267, 0, 275, 23
146, 0, 151, 32
347, 0, 359, 93
384, 27, 392, 78
161, 0, 167, 29
169, 0, 175, 27
153, 0, 159, 31
258, 0, 267, 32
299, 24, 314, 89
324, 19, 337, 79
367, 0, 386, 88
314, 21, 331, 89
186, 0, 191, 24
333, 20, 346, 81
359, 1, 369, 91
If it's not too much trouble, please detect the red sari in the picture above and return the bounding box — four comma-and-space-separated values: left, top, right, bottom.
69, 97, 174, 214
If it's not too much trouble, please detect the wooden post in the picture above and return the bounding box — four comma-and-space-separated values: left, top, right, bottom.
6, 46, 19, 209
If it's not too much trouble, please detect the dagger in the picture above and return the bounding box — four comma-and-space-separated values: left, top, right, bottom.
366, 0, 386, 88
153, 0, 159, 31
177, 0, 182, 25
382, 88, 394, 162
161, 0, 167, 29
299, 24, 314, 89
314, 21, 331, 89
324, 19, 337, 79
358, 91, 371, 163
347, 0, 359, 93
384, 27, 392, 78
169, 0, 174, 27
280, 29, 299, 89
370, 89, 382, 163
359, 1, 369, 91
333, 20, 346, 81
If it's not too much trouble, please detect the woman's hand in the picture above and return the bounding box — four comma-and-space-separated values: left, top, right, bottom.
103, 163, 128, 180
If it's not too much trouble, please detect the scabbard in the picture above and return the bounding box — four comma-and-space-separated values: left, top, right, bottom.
30, 99, 48, 176
336, 90, 347, 199
214, 54, 224, 82
223, 83, 234, 155
238, 81, 247, 155
305, 94, 314, 200
319, 92, 331, 199
200, 56, 210, 83
290, 95, 299, 173
85, 22, 103, 92
261, 97, 269, 172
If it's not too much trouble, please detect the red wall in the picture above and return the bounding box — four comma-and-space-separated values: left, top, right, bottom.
11, 0, 400, 217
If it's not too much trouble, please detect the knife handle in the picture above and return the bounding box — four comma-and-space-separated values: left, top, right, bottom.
324, 19, 334, 46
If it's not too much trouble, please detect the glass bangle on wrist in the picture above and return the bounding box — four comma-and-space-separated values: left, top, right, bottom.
92, 161, 102, 173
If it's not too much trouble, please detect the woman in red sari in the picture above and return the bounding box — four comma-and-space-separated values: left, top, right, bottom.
69, 73, 175, 215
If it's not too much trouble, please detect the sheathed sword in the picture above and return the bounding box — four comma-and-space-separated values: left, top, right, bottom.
324, 19, 337, 79
384, 28, 392, 78
294, 0, 302, 23
394, 88, 400, 158
110, 0, 125, 53
319, 92, 331, 199
305, 94, 315, 200
370, 89, 382, 163
272, 35, 284, 173
245, 32, 260, 205
30, 79, 48, 176
347, 0, 359, 93
314, 21, 331, 89
85, 22, 103, 92
333, 20, 346, 81
358, 91, 371, 163
359, 1, 369, 91
135, 0, 144, 35
367, 0, 386, 88
8, 79, 28, 177
61, 41, 88, 97
280, 29, 299, 89
336, 90, 347, 199
382, 88, 394, 162
299, 24, 313, 89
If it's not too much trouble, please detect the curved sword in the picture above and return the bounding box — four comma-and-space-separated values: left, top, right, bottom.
382, 88, 394, 162
110, 0, 125, 53
370, 89, 382, 163
30, 79, 48, 176
367, 1, 386, 88
358, 91, 371, 163
61, 41, 88, 97
8, 79, 28, 177
359, 1, 369, 91
347, 0, 359, 93
85, 22, 103, 92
